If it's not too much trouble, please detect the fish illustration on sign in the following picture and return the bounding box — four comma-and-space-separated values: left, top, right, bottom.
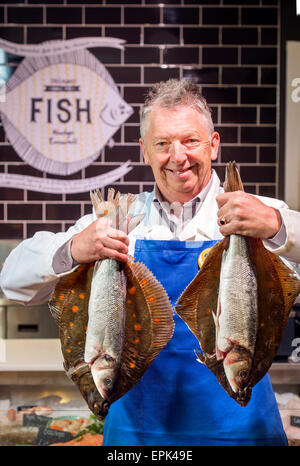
176, 162, 300, 406
49, 189, 174, 419
0, 46, 133, 177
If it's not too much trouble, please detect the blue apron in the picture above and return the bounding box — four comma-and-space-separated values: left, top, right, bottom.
103, 239, 287, 446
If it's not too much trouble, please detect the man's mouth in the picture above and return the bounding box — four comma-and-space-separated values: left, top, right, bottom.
166, 166, 195, 175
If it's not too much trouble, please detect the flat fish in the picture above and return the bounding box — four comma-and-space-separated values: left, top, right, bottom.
49, 188, 174, 419
176, 162, 300, 406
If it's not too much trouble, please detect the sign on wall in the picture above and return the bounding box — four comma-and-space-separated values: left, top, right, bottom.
0, 37, 133, 193
285, 41, 300, 210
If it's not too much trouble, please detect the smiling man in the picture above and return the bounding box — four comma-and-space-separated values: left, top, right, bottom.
1, 79, 300, 446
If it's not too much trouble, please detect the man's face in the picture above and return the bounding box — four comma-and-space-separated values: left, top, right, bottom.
139, 105, 220, 204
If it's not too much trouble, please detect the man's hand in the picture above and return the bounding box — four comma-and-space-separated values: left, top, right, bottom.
216, 191, 282, 239
70, 217, 129, 264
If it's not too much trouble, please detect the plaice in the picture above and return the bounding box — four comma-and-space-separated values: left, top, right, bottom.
49, 188, 174, 419
175, 162, 300, 406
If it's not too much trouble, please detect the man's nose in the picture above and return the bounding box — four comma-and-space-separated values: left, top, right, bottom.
169, 141, 187, 163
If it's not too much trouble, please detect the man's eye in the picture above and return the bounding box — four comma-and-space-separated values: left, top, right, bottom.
156, 141, 167, 148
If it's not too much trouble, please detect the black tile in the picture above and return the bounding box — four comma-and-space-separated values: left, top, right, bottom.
90, 47, 121, 64
30, 0, 63, 3
223, 0, 259, 3
0, 127, 6, 142
261, 27, 277, 45
0, 223, 23, 240
85, 163, 123, 178
0, 146, 22, 162
0, 188, 24, 201
163, 47, 199, 64
124, 86, 151, 104
66, 27, 104, 39
258, 185, 276, 198
47, 7, 82, 24
203, 47, 238, 65
7, 7, 43, 24
106, 66, 140, 84
183, 67, 219, 84
86, 7, 121, 24
0, 8, 3, 24
222, 27, 258, 45
241, 126, 276, 143
46, 203, 81, 221
125, 47, 159, 64
202, 87, 237, 104
183, 27, 219, 45
7, 204, 42, 221
203, 7, 238, 25
105, 27, 140, 44
260, 107, 276, 124
163, 7, 199, 25
241, 47, 277, 65
27, 223, 63, 236
220, 146, 257, 163
261, 67, 277, 84
124, 164, 155, 182
126, 106, 140, 124
144, 27, 180, 44
222, 67, 257, 84
221, 106, 257, 124
104, 145, 140, 163
27, 191, 62, 201
107, 0, 142, 3
241, 87, 276, 104
241, 7, 278, 25
261, 0, 278, 4
66, 192, 90, 201
27, 27, 63, 43
185, 0, 220, 3
0, 204, 3, 220
125, 126, 140, 143
124, 7, 159, 24
240, 165, 275, 183
215, 126, 237, 143
145, 0, 180, 3
213, 164, 225, 181
259, 146, 276, 163
0, 27, 24, 43
67, 0, 104, 3
144, 66, 180, 83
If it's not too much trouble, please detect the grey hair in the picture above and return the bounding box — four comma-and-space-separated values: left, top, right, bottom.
140, 78, 214, 142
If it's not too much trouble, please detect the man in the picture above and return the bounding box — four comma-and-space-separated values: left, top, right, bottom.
1, 79, 300, 446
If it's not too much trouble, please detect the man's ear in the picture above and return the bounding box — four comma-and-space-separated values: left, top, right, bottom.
139, 138, 149, 165
210, 131, 220, 161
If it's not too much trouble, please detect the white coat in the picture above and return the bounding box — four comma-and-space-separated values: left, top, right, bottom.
1, 170, 300, 305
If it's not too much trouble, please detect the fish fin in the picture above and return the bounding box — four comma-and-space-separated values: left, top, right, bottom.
224, 161, 244, 193
110, 256, 174, 402
175, 239, 226, 356
127, 213, 145, 233
247, 237, 300, 387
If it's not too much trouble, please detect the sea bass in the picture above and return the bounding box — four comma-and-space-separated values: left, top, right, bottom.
49, 188, 174, 418
176, 162, 300, 406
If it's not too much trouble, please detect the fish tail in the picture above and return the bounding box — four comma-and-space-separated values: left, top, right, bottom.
225, 161, 244, 192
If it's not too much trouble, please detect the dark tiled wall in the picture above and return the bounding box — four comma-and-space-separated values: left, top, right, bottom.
0, 0, 279, 240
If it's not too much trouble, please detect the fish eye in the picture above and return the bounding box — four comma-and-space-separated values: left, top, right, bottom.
104, 378, 112, 388
239, 370, 248, 379
104, 354, 114, 363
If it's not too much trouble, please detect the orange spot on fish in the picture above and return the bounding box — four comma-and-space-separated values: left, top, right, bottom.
260, 322, 265, 327
207, 309, 212, 313
141, 280, 147, 286
69, 322, 74, 327
71, 289, 75, 294
66, 349, 71, 353
134, 324, 142, 331
104, 209, 109, 215
153, 342, 160, 346
132, 313, 136, 318
135, 338, 140, 343
153, 318, 161, 323
127, 299, 132, 304
129, 362, 135, 368
59, 294, 65, 300
128, 287, 136, 295
130, 261, 134, 267
72, 306, 79, 312
77, 341, 82, 345
149, 297, 155, 302
79, 294, 85, 299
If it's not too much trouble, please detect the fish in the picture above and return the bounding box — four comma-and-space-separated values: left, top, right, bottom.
176, 162, 300, 406
49, 188, 174, 419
